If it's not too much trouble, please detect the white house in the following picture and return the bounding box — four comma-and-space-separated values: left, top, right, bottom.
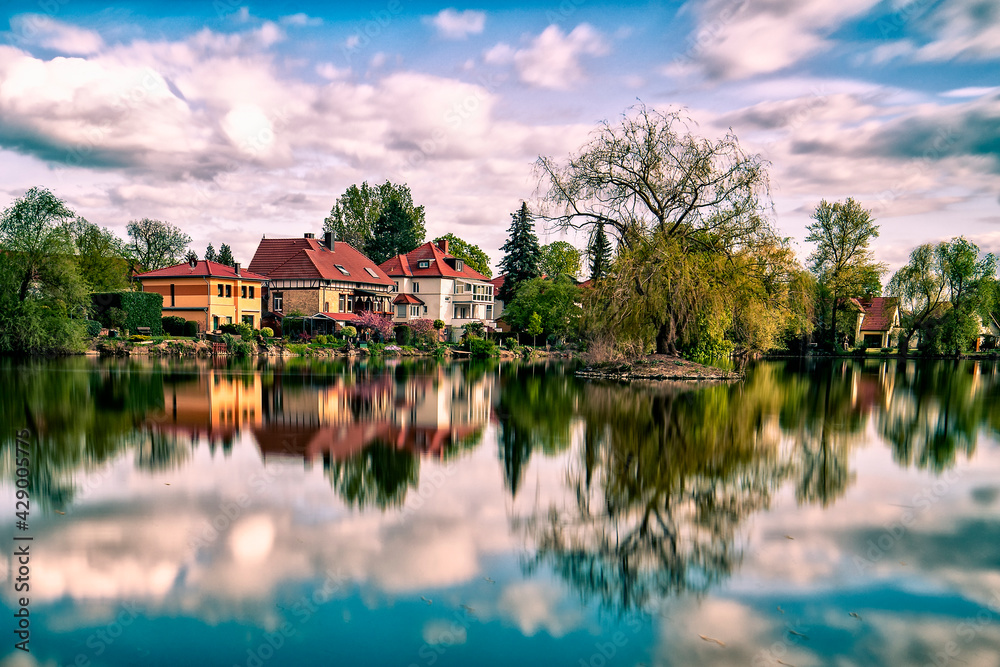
380, 239, 495, 327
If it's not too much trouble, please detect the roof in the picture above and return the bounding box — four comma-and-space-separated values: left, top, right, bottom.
248, 237, 394, 286
380, 241, 490, 281
135, 260, 267, 281
490, 275, 505, 291
856, 297, 899, 332
392, 294, 424, 305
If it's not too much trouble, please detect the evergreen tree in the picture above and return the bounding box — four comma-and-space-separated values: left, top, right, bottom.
365, 199, 424, 265
204, 244, 216, 262
498, 202, 542, 303
217, 243, 235, 267
588, 223, 612, 280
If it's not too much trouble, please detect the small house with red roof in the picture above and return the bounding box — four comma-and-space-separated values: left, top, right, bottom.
248, 232, 395, 321
850, 296, 901, 348
380, 239, 496, 327
135, 259, 268, 332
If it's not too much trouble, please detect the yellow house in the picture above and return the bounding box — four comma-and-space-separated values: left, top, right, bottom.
135, 259, 268, 332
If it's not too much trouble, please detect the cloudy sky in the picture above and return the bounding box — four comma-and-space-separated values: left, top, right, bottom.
1, 0, 998, 272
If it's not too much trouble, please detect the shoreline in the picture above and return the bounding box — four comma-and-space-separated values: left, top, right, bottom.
576, 354, 742, 381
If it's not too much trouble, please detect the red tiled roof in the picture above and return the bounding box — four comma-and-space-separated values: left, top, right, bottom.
392, 294, 424, 305
135, 260, 267, 281
858, 297, 899, 332
380, 241, 490, 281
317, 312, 362, 321
490, 275, 505, 291
248, 237, 394, 286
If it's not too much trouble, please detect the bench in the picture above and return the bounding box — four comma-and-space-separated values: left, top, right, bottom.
136, 327, 152, 336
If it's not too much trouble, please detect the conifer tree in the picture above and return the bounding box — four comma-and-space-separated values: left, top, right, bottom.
204, 244, 216, 262
588, 223, 612, 280
217, 243, 235, 267
498, 202, 542, 303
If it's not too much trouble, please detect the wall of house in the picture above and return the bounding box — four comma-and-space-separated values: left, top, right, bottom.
390, 276, 495, 326
140, 277, 263, 330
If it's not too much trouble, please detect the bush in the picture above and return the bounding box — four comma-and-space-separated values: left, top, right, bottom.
468, 336, 497, 358
183, 320, 199, 337
162, 316, 187, 335
260, 327, 274, 339
92, 292, 163, 335
433, 319, 445, 330
220, 322, 254, 339
315, 334, 328, 345
341, 326, 357, 339
463, 321, 486, 338
129, 335, 150, 342
222, 333, 253, 358
84, 319, 102, 337
394, 325, 412, 346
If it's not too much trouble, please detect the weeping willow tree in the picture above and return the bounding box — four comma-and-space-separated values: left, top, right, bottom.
538, 105, 811, 357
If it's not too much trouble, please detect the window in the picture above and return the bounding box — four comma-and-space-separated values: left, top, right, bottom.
242, 315, 253, 326
225, 284, 232, 298
249, 286, 255, 299
347, 296, 354, 312
397, 304, 407, 317
417, 260, 430, 269
455, 259, 464, 272
324, 301, 330, 312
365, 267, 379, 278
273, 292, 283, 312
334, 264, 350, 275
213, 315, 220, 330
225, 316, 232, 324
413, 282, 419, 293
423, 306, 428, 314
217, 284, 224, 297
170, 284, 175, 307
241, 285, 247, 298
410, 305, 421, 317
393, 281, 399, 292
339, 294, 345, 312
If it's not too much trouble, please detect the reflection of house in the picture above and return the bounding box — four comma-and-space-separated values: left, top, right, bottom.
380, 239, 495, 327
248, 232, 395, 321
135, 260, 268, 331
252, 365, 491, 465
849, 297, 901, 348
150, 368, 263, 446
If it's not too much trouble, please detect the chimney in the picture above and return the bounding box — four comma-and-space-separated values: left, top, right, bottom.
188, 257, 197, 269
234, 262, 241, 276
304, 232, 315, 239
323, 231, 334, 250
437, 238, 449, 254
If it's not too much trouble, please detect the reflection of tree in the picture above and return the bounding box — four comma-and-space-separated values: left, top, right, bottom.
325, 441, 418, 510
878, 360, 994, 472
135, 431, 190, 472
495, 364, 579, 496
519, 377, 791, 612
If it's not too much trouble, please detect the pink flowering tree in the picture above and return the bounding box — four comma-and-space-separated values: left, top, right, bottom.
351, 311, 394, 340
407, 318, 439, 347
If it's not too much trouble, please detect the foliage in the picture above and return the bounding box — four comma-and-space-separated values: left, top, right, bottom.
468, 336, 497, 358
805, 198, 886, 349
498, 202, 542, 302
128, 334, 151, 342
217, 243, 235, 267
341, 326, 357, 338
364, 198, 426, 265
433, 319, 445, 330
394, 324, 412, 346
537, 104, 785, 356
63, 217, 132, 292
434, 233, 492, 277
504, 276, 583, 341
162, 316, 187, 335
84, 319, 102, 337
260, 327, 274, 338
0, 187, 91, 354
527, 311, 543, 346
540, 241, 582, 278
204, 244, 216, 262
587, 223, 612, 280
323, 180, 426, 253
222, 333, 253, 358
126, 218, 191, 271
463, 321, 486, 338
282, 317, 305, 337
92, 292, 164, 335
183, 320, 198, 337
220, 322, 253, 339
350, 311, 394, 340
404, 318, 438, 348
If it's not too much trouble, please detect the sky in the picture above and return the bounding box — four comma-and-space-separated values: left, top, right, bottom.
0, 0, 998, 274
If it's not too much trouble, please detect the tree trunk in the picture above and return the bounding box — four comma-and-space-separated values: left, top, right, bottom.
830, 291, 839, 351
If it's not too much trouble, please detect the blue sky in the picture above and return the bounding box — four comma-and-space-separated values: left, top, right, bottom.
1, 0, 998, 271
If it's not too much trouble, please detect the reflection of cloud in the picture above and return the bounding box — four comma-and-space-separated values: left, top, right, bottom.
422, 619, 468, 645
228, 515, 275, 564
496, 581, 583, 637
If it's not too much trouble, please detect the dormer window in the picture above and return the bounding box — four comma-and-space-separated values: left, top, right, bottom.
455, 259, 464, 272
418, 260, 430, 269
335, 264, 350, 276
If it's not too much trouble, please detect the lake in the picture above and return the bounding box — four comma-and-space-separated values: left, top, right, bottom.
1, 355, 999, 666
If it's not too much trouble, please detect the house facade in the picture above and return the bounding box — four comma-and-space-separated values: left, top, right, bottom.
135, 259, 268, 332
379, 239, 495, 327
850, 296, 902, 348
248, 233, 395, 324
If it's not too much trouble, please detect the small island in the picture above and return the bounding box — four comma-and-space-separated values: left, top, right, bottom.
576, 354, 742, 381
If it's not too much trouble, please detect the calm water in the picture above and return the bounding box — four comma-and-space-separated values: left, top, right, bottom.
1, 356, 999, 666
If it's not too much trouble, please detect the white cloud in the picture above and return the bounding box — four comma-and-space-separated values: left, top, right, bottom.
279, 13, 323, 28
9, 14, 104, 55
914, 0, 1000, 62
426, 9, 486, 40
486, 24, 609, 90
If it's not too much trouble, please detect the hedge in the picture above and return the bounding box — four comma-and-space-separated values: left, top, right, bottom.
162, 316, 187, 335
92, 292, 164, 335
183, 320, 199, 337
394, 324, 412, 346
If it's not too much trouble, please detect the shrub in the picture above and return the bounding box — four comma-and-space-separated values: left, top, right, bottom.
84, 319, 102, 337
129, 335, 150, 342
394, 325, 412, 346
183, 320, 199, 337
260, 327, 274, 339
433, 319, 445, 330
162, 316, 187, 335
222, 333, 253, 358
368, 342, 385, 356
341, 326, 357, 339
468, 336, 497, 358
315, 334, 328, 345
220, 322, 253, 339
464, 321, 486, 338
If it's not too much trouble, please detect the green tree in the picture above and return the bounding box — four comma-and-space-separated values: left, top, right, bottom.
217, 243, 235, 268
587, 223, 612, 280
498, 202, 542, 303
505, 276, 583, 342
323, 181, 426, 252
537, 105, 782, 356
0, 187, 89, 353
365, 199, 425, 265
434, 233, 492, 277
805, 198, 885, 350
527, 311, 543, 347
539, 241, 581, 278
126, 218, 191, 271
204, 244, 217, 262
63, 217, 132, 292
